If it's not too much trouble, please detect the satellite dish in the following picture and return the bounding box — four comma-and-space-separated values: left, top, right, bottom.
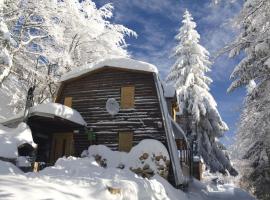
106, 98, 120, 116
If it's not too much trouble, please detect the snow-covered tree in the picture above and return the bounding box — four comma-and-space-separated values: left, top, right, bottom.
224, 0, 270, 199
0, 0, 136, 114
56, 0, 136, 69
167, 10, 238, 176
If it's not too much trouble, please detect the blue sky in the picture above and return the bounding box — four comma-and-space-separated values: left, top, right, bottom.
94, 0, 245, 146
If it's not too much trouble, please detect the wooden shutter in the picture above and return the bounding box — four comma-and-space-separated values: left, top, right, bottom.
64, 97, 72, 107
118, 132, 133, 152
172, 105, 179, 121
121, 86, 135, 109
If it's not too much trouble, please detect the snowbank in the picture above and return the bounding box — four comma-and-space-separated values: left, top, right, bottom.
0, 123, 36, 159
60, 57, 158, 82
187, 177, 255, 200
30, 102, 87, 126
0, 143, 254, 200
0, 155, 188, 200
0, 160, 22, 175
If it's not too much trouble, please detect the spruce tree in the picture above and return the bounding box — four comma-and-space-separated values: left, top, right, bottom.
167, 10, 237, 176
225, 0, 270, 198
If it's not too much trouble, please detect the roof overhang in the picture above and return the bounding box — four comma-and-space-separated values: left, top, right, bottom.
27, 113, 85, 134
1, 103, 87, 133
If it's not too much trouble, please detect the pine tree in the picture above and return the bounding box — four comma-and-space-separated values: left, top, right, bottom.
225, 0, 270, 199
167, 10, 237, 176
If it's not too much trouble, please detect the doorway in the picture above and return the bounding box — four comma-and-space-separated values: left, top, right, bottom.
50, 133, 74, 163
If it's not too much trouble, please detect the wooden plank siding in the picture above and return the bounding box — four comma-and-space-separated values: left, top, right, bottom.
56, 67, 167, 155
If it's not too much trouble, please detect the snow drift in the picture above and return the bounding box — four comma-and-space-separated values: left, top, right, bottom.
0, 123, 36, 159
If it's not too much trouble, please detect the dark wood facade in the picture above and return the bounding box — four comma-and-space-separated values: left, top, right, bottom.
56, 67, 167, 156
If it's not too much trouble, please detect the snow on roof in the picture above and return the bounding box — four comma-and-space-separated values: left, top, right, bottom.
1, 103, 87, 126
60, 57, 158, 82
30, 103, 87, 126
164, 83, 176, 98
0, 123, 36, 159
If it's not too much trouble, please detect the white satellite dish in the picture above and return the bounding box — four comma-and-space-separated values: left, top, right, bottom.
106, 98, 120, 116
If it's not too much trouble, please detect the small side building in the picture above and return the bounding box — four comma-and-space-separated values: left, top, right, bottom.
0, 103, 86, 166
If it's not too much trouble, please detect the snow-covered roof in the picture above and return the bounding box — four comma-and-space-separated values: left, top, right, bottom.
0, 123, 37, 159
30, 103, 87, 126
1, 103, 87, 126
60, 57, 158, 82
164, 83, 176, 98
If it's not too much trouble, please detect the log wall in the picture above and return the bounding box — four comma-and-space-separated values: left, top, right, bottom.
56, 67, 166, 155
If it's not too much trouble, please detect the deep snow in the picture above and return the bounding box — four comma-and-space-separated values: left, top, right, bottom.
0, 143, 255, 200
0, 123, 36, 159
0, 156, 255, 200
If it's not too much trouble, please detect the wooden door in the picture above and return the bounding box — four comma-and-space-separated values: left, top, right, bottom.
118, 132, 133, 152
50, 133, 74, 163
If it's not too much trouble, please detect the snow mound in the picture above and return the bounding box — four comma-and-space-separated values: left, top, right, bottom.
60, 57, 158, 82
0, 123, 36, 159
87, 139, 170, 178
33, 153, 187, 200
16, 156, 31, 167
187, 178, 255, 200
0, 160, 22, 175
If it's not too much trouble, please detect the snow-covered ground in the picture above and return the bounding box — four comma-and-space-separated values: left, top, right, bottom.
0, 157, 187, 200
187, 174, 255, 200
0, 122, 255, 200
0, 149, 255, 200
0, 123, 255, 200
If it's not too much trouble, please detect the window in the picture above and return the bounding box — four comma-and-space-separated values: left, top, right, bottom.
64, 97, 72, 107
118, 132, 133, 152
121, 86, 135, 109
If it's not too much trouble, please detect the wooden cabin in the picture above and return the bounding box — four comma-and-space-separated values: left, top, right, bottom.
0, 103, 86, 168
56, 60, 166, 155
55, 58, 189, 186
1, 58, 191, 187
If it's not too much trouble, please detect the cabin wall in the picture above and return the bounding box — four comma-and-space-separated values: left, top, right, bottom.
56, 68, 166, 155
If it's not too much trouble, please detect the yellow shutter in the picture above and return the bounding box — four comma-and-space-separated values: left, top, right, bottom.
173, 105, 179, 121
118, 132, 133, 152
64, 97, 72, 107
121, 86, 135, 109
